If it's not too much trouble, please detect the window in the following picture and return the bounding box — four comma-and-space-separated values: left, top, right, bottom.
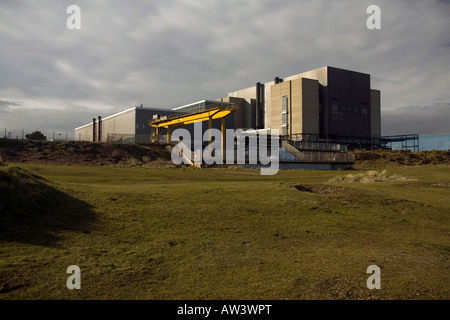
331, 104, 339, 119
282, 96, 288, 114
281, 96, 288, 135
282, 113, 288, 124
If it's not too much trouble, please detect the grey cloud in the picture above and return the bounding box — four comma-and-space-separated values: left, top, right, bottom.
0, 103, 103, 140
0, 0, 449, 135
0, 100, 23, 107
382, 103, 450, 135
0, 100, 23, 112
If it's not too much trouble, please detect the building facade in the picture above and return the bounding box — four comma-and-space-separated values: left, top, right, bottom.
228, 66, 381, 141
74, 107, 174, 144
75, 66, 381, 147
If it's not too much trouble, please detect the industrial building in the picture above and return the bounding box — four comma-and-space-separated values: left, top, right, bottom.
227, 66, 381, 148
75, 66, 384, 168
76, 66, 381, 143
74, 106, 173, 144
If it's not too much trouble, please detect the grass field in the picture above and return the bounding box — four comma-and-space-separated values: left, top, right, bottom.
0, 163, 449, 299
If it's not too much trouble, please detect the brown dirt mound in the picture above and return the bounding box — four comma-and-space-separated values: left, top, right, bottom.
352, 149, 450, 168
0, 139, 174, 167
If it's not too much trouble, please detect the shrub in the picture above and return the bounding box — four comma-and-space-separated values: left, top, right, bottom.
25, 131, 47, 141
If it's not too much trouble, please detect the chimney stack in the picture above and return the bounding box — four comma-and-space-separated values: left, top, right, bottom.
98, 116, 102, 142
92, 118, 96, 142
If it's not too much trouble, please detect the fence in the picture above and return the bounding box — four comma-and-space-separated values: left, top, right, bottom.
0, 128, 74, 141
106, 133, 135, 144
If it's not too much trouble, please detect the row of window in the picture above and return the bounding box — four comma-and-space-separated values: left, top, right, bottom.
280, 97, 370, 135
331, 104, 368, 115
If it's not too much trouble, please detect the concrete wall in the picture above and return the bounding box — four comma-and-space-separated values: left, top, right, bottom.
277, 66, 374, 139
219, 96, 246, 129
226, 87, 257, 129
283, 66, 328, 86
228, 85, 256, 104
135, 108, 173, 143
101, 108, 136, 142
74, 122, 95, 142
300, 78, 320, 135
230, 67, 328, 131
370, 89, 381, 139
270, 78, 319, 136
285, 66, 372, 139
75, 107, 174, 143
228, 85, 258, 129
270, 80, 291, 135
263, 80, 275, 129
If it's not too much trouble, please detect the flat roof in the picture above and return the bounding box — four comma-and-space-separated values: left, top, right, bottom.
172, 99, 234, 111
74, 106, 174, 130
75, 101, 233, 131
149, 104, 238, 128
228, 66, 371, 95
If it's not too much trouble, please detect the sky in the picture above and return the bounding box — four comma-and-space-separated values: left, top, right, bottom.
0, 0, 449, 139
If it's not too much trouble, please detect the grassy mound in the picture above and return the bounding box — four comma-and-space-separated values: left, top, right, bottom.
0, 139, 173, 166
0, 166, 57, 216
0, 165, 95, 245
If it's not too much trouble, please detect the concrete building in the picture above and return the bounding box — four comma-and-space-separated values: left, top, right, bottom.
74, 106, 174, 144
171, 99, 243, 136
228, 66, 381, 143
75, 66, 381, 149
74, 100, 238, 145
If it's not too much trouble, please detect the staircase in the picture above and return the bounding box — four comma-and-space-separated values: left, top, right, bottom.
281, 140, 355, 164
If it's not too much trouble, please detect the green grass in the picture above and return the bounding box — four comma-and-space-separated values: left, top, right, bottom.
1, 164, 449, 299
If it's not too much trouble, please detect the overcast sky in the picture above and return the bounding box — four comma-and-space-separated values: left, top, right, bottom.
0, 0, 449, 138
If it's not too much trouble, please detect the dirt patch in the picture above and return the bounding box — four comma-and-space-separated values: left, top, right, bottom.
293, 184, 348, 194
432, 182, 450, 187
329, 170, 416, 184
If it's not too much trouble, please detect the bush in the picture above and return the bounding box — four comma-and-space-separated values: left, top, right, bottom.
25, 131, 47, 141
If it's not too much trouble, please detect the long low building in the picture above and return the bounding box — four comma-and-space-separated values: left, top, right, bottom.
74, 106, 174, 144
74, 101, 238, 144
